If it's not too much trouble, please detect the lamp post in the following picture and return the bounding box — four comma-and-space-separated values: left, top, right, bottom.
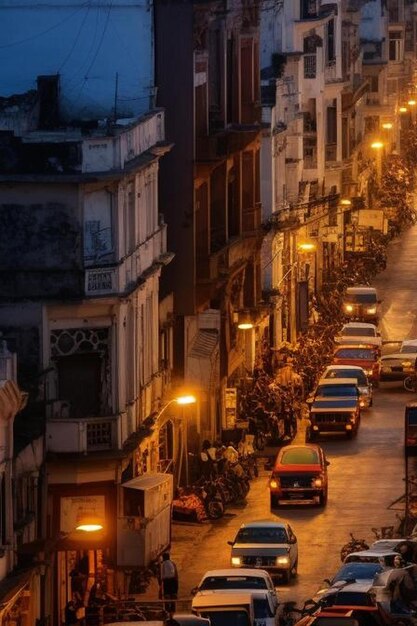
370, 140, 384, 185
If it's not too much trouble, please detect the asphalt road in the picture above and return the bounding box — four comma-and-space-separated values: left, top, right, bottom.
172, 225, 417, 608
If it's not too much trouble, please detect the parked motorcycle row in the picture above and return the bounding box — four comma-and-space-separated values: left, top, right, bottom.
172, 443, 256, 522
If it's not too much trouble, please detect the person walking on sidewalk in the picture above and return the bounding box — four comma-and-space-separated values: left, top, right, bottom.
160, 552, 179, 612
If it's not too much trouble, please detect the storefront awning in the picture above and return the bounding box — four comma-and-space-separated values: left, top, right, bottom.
122, 473, 171, 491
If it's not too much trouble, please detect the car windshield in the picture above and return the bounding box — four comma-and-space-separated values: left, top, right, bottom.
281, 448, 319, 464
400, 344, 417, 353
335, 349, 375, 360
345, 555, 378, 564
347, 293, 377, 304
316, 385, 357, 397
235, 527, 288, 543
342, 328, 375, 337
332, 563, 383, 583
200, 576, 268, 590
200, 610, 250, 626
326, 370, 367, 385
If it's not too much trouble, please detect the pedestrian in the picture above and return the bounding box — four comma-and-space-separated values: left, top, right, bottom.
199, 440, 213, 479
160, 552, 178, 612
64, 601, 79, 625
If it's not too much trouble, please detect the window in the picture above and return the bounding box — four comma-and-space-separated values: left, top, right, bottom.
389, 30, 403, 61
369, 75, 379, 93
326, 19, 335, 63
300, 0, 318, 19
304, 36, 317, 78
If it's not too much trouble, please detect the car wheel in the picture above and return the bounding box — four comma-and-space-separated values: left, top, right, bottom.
270, 494, 279, 509
291, 559, 298, 577
319, 491, 328, 506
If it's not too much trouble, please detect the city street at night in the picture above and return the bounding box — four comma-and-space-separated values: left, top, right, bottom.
172, 225, 417, 607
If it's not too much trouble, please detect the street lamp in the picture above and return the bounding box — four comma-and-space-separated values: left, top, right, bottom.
382, 122, 393, 130
371, 140, 384, 184
75, 515, 104, 533
340, 198, 352, 207
399, 106, 408, 113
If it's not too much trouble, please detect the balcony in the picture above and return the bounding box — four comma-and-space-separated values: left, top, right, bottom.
196, 125, 260, 162
46, 415, 119, 454
85, 223, 168, 296
324, 61, 341, 84
325, 143, 337, 163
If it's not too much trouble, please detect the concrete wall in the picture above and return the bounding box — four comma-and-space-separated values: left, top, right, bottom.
0, 183, 82, 299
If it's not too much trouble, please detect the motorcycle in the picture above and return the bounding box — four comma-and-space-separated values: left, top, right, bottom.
340, 532, 370, 561
404, 374, 417, 392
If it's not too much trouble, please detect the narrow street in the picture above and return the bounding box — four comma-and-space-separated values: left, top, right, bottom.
172, 226, 417, 607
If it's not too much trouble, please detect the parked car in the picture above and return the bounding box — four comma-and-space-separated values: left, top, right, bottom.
192, 590, 276, 626
400, 339, 417, 354
321, 365, 373, 408
310, 378, 360, 401
404, 402, 417, 457
370, 538, 417, 562
332, 344, 380, 384
342, 286, 380, 324
335, 323, 382, 350
228, 520, 298, 583
379, 353, 416, 382
269, 444, 329, 508
316, 561, 384, 599
191, 569, 278, 612
343, 548, 399, 567
317, 580, 377, 608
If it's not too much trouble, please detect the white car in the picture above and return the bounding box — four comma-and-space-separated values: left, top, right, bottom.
192, 569, 278, 612
336, 323, 382, 350
228, 520, 298, 583
192, 590, 276, 626
400, 339, 417, 354
321, 365, 373, 408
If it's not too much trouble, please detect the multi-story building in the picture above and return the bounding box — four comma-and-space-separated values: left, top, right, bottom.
0, 1, 180, 620
155, 0, 265, 441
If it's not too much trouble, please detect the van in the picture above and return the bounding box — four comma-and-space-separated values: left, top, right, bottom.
342, 287, 379, 324
192, 590, 276, 626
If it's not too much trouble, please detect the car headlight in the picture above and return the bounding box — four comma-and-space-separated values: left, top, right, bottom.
365, 369, 373, 376
269, 478, 279, 489
312, 477, 323, 488
367, 307, 376, 314
345, 305, 353, 312
402, 361, 413, 368
276, 556, 290, 565
231, 556, 242, 566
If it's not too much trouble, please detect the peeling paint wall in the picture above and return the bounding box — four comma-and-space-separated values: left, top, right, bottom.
0, 183, 82, 299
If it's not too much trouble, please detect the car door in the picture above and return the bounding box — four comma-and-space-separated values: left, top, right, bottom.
263, 576, 278, 612
286, 525, 298, 566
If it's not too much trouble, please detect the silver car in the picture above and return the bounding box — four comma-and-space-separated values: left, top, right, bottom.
228, 520, 298, 583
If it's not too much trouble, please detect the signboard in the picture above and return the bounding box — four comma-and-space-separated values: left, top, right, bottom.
224, 387, 237, 429
355, 209, 385, 231
60, 495, 105, 533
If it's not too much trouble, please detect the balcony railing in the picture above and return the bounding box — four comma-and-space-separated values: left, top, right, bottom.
46, 415, 119, 454
85, 223, 167, 296
304, 54, 317, 79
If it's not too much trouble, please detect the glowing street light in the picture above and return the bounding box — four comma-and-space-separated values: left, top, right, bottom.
399, 106, 408, 113
371, 141, 384, 150
382, 122, 393, 130
76, 515, 104, 533
175, 395, 197, 405
340, 198, 352, 207
408, 99, 416, 106
371, 140, 384, 183
297, 242, 316, 252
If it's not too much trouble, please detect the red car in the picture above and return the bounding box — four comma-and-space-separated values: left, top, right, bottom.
269, 444, 329, 507
332, 344, 380, 384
